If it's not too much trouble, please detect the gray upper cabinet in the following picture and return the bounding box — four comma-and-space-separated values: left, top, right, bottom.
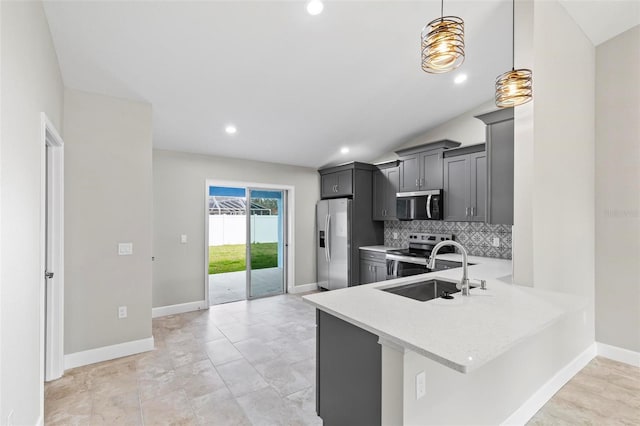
443, 144, 486, 222
372, 162, 400, 221
475, 108, 514, 225
396, 140, 461, 192
320, 169, 353, 198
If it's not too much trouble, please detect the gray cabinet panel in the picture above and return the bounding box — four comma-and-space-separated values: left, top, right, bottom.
475, 108, 514, 225
335, 169, 353, 196
444, 150, 487, 222
487, 119, 514, 224
470, 152, 487, 222
398, 154, 420, 192
317, 310, 381, 426
421, 150, 443, 189
373, 166, 400, 221
444, 156, 469, 222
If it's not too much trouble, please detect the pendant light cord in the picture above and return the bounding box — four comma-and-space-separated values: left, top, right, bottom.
441, 0, 444, 18
512, 0, 515, 71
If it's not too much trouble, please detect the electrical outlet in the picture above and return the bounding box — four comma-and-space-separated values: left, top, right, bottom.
118, 306, 127, 319
492, 237, 500, 247
393, 232, 398, 240
180, 234, 188, 244
416, 371, 426, 400
118, 242, 133, 255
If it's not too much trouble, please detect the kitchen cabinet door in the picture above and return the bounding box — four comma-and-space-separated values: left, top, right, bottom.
320, 170, 353, 198
398, 154, 420, 192
443, 151, 487, 222
443, 156, 469, 222
385, 167, 400, 219
359, 259, 377, 284
469, 152, 487, 222
420, 150, 444, 190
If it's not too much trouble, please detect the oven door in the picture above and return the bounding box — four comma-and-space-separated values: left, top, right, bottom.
386, 255, 430, 279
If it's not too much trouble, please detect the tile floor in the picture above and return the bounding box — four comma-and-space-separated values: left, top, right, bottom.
528, 356, 640, 425
209, 268, 284, 305
45, 293, 320, 425
45, 291, 640, 425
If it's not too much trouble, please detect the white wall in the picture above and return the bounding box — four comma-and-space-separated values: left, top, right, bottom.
153, 149, 319, 308
0, 1, 64, 423
512, 0, 596, 348
595, 26, 640, 352
374, 99, 496, 163
64, 89, 153, 355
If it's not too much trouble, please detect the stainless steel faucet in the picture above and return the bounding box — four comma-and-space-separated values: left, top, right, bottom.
427, 241, 471, 296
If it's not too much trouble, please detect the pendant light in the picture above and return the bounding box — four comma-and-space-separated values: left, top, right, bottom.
421, 0, 465, 74
495, 0, 532, 107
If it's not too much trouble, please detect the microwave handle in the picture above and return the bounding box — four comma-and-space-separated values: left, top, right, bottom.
426, 194, 432, 219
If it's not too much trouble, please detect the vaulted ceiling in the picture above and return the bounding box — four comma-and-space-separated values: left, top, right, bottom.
43, 1, 638, 168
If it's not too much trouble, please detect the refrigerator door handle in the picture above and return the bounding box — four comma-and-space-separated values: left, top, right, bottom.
328, 215, 332, 262
426, 194, 432, 219
324, 214, 330, 262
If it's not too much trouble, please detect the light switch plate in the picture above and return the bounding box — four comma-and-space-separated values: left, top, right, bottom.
118, 243, 133, 255
181, 234, 188, 244
416, 371, 426, 400
492, 237, 500, 247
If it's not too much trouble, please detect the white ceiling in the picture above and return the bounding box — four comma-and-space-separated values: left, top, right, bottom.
42, 1, 639, 169
559, 0, 640, 46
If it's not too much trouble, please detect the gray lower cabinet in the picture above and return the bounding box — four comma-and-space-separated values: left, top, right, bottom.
359, 250, 387, 284
443, 145, 486, 222
372, 164, 399, 221
317, 310, 381, 426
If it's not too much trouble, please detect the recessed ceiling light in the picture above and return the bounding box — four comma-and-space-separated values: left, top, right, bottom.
340, 147, 349, 154
225, 125, 237, 135
307, 0, 324, 16
454, 74, 468, 84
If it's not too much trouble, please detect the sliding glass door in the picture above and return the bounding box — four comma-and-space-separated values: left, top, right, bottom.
247, 189, 286, 299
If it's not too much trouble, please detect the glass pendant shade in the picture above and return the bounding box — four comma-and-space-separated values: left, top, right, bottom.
421, 16, 465, 74
495, 68, 532, 108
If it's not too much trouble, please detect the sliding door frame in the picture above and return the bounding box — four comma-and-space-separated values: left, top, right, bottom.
204, 179, 295, 306
246, 187, 287, 300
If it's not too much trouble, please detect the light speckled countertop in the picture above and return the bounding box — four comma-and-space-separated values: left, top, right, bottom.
303, 254, 585, 373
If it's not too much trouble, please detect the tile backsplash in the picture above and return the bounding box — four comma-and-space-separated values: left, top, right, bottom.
384, 221, 512, 259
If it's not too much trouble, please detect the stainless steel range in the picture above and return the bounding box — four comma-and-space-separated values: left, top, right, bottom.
386, 233, 456, 278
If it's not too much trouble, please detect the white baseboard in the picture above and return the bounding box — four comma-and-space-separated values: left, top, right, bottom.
502, 343, 597, 426
597, 342, 640, 367
64, 336, 155, 370
152, 300, 208, 318
36, 414, 43, 426
288, 282, 318, 294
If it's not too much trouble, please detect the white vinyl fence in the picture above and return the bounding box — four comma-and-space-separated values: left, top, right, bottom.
209, 215, 279, 246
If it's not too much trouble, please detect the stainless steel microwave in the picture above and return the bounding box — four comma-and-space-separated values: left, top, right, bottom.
396, 189, 443, 221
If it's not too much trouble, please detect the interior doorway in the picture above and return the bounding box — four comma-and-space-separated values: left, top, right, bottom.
206, 182, 291, 305
40, 113, 65, 390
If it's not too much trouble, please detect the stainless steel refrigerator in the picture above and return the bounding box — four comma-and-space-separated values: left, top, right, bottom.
317, 198, 351, 290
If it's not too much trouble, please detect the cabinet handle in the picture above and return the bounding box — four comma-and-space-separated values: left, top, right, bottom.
471, 207, 475, 216
419, 178, 424, 187
466, 207, 470, 216
415, 179, 419, 187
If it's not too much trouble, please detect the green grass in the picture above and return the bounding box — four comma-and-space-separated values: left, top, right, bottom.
209, 243, 278, 274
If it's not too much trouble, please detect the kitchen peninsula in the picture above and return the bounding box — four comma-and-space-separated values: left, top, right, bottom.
303, 255, 589, 425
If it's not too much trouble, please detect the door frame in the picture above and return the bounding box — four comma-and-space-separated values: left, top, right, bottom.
204, 179, 295, 306
40, 114, 65, 392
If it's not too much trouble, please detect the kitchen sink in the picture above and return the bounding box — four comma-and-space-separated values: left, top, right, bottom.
382, 278, 474, 302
